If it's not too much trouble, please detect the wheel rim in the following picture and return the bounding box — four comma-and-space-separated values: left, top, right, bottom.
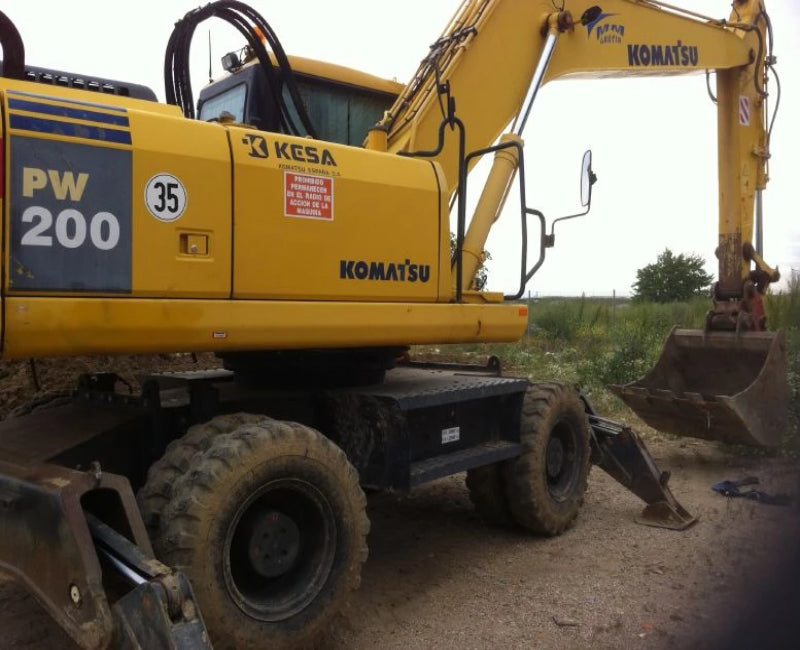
224, 478, 337, 622
545, 418, 580, 502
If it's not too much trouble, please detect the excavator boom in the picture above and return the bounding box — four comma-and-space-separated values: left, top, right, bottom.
375, 0, 787, 446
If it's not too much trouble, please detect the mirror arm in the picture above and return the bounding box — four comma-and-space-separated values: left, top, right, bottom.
548, 205, 591, 244
549, 154, 596, 247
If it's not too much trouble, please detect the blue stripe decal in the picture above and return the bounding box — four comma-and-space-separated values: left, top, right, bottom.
9, 99, 129, 126
7, 89, 127, 113
9, 114, 132, 144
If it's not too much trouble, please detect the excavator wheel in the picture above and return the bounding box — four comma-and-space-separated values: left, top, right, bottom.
154, 417, 369, 650
465, 464, 513, 526
137, 412, 266, 536
502, 382, 591, 536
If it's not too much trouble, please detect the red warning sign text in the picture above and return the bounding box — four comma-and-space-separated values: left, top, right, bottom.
284, 172, 334, 220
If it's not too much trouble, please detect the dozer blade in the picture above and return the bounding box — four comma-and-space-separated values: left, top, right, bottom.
611, 327, 789, 447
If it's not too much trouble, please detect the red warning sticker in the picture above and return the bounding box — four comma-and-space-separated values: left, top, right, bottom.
284, 172, 334, 221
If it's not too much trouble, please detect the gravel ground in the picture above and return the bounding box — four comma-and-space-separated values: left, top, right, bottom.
1, 434, 798, 649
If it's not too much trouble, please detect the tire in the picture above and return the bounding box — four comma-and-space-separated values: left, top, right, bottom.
137, 413, 267, 536
502, 382, 591, 536
154, 418, 369, 650
465, 464, 513, 526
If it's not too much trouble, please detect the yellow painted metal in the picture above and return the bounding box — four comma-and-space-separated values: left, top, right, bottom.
459, 133, 521, 291
715, 0, 769, 292
286, 55, 404, 95
365, 125, 388, 152
748, 247, 779, 282
2, 95, 232, 299
384, 0, 542, 197
234, 53, 405, 96
228, 125, 447, 302
383, 0, 752, 197
127, 108, 232, 298
1, 297, 528, 358
545, 2, 751, 81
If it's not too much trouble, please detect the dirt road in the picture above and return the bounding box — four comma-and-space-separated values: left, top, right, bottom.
1, 437, 798, 649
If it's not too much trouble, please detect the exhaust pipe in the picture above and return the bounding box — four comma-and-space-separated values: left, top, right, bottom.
0, 11, 25, 79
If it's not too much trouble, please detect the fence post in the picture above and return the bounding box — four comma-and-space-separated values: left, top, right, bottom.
612, 289, 617, 330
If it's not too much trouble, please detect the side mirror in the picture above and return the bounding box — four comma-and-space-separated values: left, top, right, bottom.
580, 149, 597, 208
545, 150, 598, 248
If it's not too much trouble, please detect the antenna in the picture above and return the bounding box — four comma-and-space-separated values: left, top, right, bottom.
208, 29, 212, 83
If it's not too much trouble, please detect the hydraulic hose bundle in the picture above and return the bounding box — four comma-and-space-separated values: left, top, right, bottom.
164, 0, 316, 137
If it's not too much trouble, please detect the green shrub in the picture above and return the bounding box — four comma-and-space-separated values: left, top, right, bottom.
765, 271, 800, 331
577, 321, 664, 388
528, 298, 583, 342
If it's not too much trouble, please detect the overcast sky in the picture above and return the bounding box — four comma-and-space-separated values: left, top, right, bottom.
7, 1, 799, 297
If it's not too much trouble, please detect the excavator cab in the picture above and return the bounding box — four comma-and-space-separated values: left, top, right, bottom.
612, 328, 789, 447
196, 49, 401, 146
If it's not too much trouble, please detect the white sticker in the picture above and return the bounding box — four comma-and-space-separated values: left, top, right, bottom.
739, 96, 751, 126
442, 427, 460, 444
145, 173, 188, 222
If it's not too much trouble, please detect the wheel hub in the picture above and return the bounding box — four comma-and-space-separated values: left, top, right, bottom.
246, 509, 301, 579
225, 477, 338, 622
546, 436, 565, 478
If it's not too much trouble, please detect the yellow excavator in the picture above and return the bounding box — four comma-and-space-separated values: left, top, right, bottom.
0, 0, 788, 648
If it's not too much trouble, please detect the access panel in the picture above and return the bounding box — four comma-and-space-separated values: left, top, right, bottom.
229, 126, 449, 302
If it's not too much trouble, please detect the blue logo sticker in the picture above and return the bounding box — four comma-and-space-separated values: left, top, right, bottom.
585, 13, 625, 44
627, 42, 699, 67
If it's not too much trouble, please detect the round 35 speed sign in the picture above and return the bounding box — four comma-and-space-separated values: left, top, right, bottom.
145, 173, 188, 222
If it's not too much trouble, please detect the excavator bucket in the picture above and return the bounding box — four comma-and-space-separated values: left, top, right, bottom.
611, 328, 789, 447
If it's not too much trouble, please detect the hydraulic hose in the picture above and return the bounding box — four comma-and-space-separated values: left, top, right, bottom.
164, 0, 316, 138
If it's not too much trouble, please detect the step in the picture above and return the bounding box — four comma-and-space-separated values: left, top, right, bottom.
409, 441, 522, 487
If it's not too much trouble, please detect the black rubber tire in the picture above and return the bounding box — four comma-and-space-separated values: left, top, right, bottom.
154, 418, 369, 650
502, 382, 591, 536
465, 464, 513, 526
137, 413, 266, 536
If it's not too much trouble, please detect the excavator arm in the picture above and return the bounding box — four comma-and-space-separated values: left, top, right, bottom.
372, 0, 787, 447
379, 0, 774, 301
